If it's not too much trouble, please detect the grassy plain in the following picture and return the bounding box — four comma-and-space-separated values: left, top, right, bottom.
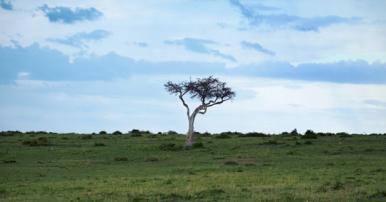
1, 132, 386, 201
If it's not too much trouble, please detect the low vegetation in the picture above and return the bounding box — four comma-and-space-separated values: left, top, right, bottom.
1, 130, 386, 201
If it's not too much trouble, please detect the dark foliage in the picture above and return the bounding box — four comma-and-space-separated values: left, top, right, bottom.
239, 132, 267, 137
0, 131, 22, 136
94, 142, 106, 147
165, 76, 235, 105
112, 131, 122, 135
22, 137, 50, 146
192, 142, 204, 148
261, 140, 282, 145
302, 130, 318, 139
81, 135, 93, 140
167, 130, 178, 135
129, 129, 151, 136
114, 157, 128, 161
159, 143, 183, 151
224, 160, 239, 165
214, 134, 232, 139
99, 131, 107, 135
290, 129, 299, 136
3, 160, 16, 163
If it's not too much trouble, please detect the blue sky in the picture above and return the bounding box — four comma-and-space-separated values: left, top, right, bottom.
0, 0, 386, 133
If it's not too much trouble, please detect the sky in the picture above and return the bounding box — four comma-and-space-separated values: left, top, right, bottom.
0, 0, 386, 134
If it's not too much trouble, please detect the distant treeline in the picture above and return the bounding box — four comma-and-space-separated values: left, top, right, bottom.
1, 129, 385, 137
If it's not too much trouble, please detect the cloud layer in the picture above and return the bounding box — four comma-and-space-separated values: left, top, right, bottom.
47, 30, 109, 48
241, 41, 275, 56
230, 0, 360, 31
39, 4, 102, 24
165, 38, 237, 62
0, 0, 12, 10
1, 44, 385, 84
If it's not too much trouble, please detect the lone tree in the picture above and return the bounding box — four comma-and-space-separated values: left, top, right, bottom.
165, 76, 235, 147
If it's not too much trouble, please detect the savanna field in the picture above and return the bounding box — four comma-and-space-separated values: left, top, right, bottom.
1, 131, 386, 201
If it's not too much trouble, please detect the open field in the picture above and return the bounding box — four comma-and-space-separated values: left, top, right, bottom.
1, 132, 386, 201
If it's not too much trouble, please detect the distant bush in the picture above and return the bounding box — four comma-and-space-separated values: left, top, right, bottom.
159, 143, 182, 151
94, 142, 106, 147
114, 157, 128, 161
112, 131, 122, 135
302, 130, 318, 139
0, 131, 22, 136
280, 132, 290, 136
198, 132, 211, 137
290, 129, 300, 136
167, 130, 178, 135
22, 137, 50, 146
316, 132, 335, 136
129, 129, 143, 136
239, 132, 267, 137
131, 133, 143, 137
214, 134, 231, 139
219, 131, 243, 136
337, 132, 351, 137
99, 131, 107, 135
261, 140, 281, 145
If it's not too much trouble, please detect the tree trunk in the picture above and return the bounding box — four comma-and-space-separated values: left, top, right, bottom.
185, 116, 195, 147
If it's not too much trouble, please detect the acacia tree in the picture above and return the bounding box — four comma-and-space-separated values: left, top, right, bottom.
165, 76, 235, 147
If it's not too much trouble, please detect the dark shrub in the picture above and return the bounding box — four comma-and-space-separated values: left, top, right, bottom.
224, 160, 239, 165
167, 130, 178, 135
214, 134, 231, 139
37, 137, 49, 144
289, 129, 299, 136
129, 129, 143, 137
331, 181, 344, 190
304, 140, 313, 145
0, 131, 22, 136
22, 137, 50, 146
199, 132, 211, 137
302, 130, 318, 139
159, 143, 182, 151
81, 135, 93, 140
94, 142, 106, 147
261, 140, 280, 145
337, 132, 351, 137
112, 131, 122, 135
99, 131, 107, 135
114, 157, 128, 161
286, 151, 295, 155
145, 157, 159, 162
3, 160, 16, 163
280, 132, 290, 136
192, 142, 204, 148
239, 132, 267, 137
368, 190, 386, 199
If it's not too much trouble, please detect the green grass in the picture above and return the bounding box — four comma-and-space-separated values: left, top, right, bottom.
1, 133, 386, 201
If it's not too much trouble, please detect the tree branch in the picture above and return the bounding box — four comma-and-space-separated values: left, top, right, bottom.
198, 106, 207, 114
179, 93, 190, 118
206, 97, 231, 108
